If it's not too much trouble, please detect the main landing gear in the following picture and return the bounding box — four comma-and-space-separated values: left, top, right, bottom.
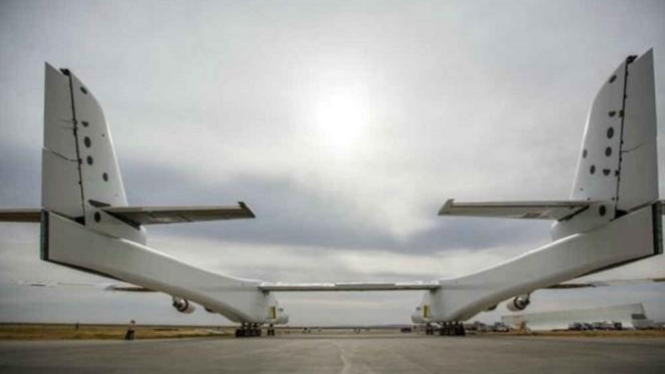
234, 323, 277, 337
235, 323, 262, 338
267, 324, 276, 336
438, 322, 465, 336
425, 322, 466, 336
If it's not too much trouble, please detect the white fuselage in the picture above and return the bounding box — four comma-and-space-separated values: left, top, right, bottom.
44, 211, 286, 324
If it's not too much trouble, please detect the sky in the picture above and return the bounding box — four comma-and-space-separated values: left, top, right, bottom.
1, 0, 665, 326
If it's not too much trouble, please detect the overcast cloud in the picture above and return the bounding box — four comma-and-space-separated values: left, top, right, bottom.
1, 0, 665, 326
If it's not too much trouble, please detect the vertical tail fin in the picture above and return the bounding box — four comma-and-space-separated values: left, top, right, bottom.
614, 50, 658, 213
564, 50, 658, 235
42, 63, 87, 220
42, 64, 142, 243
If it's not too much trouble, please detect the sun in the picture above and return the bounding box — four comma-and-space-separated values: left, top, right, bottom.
312, 89, 370, 157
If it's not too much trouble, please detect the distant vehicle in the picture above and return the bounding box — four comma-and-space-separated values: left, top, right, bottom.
568, 323, 583, 331
592, 321, 616, 330
492, 323, 510, 333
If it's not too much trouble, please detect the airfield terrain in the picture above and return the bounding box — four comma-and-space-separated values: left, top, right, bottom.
0, 327, 664, 373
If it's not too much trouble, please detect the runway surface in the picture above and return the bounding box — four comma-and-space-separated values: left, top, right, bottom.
1, 334, 664, 373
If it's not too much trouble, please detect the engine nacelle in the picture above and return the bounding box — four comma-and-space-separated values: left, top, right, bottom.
506, 294, 530, 312
172, 297, 196, 314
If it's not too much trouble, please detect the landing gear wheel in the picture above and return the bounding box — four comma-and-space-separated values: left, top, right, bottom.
235, 326, 245, 338
445, 322, 464, 336
267, 324, 275, 336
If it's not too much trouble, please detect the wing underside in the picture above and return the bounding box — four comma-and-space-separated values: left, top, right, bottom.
100, 202, 255, 225
259, 282, 441, 292
439, 199, 595, 220
0, 203, 255, 225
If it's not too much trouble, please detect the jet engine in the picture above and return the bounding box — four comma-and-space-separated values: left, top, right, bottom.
506, 294, 530, 312
172, 297, 196, 314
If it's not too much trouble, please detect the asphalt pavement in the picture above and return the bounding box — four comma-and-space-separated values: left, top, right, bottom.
0, 334, 664, 373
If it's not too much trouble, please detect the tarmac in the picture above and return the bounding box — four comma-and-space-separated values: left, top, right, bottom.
1, 334, 664, 373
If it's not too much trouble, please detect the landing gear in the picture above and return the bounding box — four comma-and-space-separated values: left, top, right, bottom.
438, 322, 465, 336
425, 323, 435, 335
234, 323, 263, 338
267, 324, 275, 336
235, 323, 246, 337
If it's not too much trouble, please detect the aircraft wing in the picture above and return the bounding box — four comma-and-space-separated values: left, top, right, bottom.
259, 282, 441, 292
100, 202, 255, 225
0, 209, 41, 222
438, 199, 594, 220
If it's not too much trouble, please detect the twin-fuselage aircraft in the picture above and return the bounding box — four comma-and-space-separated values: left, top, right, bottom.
1, 50, 662, 337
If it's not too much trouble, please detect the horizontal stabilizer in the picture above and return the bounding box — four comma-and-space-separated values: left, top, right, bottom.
259, 282, 440, 292
438, 199, 595, 220
100, 202, 255, 225
0, 209, 41, 222
547, 277, 665, 289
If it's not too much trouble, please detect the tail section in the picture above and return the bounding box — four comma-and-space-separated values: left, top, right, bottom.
433, 50, 662, 322
615, 50, 658, 213
42, 64, 143, 243
565, 50, 658, 235
37, 64, 274, 325
42, 64, 86, 219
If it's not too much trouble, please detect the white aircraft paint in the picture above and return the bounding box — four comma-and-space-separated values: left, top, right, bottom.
415, 50, 661, 324
38, 64, 288, 327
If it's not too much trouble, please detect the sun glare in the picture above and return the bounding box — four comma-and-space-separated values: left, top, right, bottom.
313, 89, 370, 157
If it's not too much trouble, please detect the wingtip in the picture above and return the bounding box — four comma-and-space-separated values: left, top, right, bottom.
238, 201, 256, 218
438, 199, 455, 216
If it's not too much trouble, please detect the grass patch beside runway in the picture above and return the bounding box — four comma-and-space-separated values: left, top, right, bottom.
0, 324, 232, 340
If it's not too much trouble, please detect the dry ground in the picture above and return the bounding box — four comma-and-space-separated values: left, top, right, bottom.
0, 324, 232, 340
